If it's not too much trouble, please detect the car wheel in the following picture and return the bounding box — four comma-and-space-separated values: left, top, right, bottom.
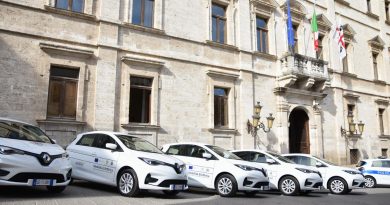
163, 190, 180, 196
244, 191, 258, 197
279, 176, 300, 196
328, 177, 348, 195
364, 176, 376, 188
215, 174, 237, 197
46, 186, 66, 193
117, 168, 139, 197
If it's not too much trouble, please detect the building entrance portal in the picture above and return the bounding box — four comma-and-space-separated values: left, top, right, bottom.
289, 108, 310, 154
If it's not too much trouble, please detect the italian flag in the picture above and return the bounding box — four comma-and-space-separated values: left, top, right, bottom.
311, 10, 319, 52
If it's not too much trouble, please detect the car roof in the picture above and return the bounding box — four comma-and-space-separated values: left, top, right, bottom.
0, 117, 35, 126
231, 149, 266, 152
162, 142, 212, 147
359, 158, 389, 162
282, 153, 313, 157
78, 131, 136, 137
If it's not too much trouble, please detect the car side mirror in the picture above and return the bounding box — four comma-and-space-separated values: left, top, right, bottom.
106, 143, 117, 150
202, 152, 212, 159
316, 162, 324, 167
52, 139, 57, 144
266, 158, 276, 164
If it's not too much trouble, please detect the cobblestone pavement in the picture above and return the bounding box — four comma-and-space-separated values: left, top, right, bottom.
1, 181, 390, 205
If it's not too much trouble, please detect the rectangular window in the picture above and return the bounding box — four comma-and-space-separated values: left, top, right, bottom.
386, 2, 390, 21
293, 25, 298, 53
256, 17, 268, 53
382, 149, 388, 157
316, 35, 324, 60
350, 149, 359, 164
373, 53, 378, 80
214, 87, 229, 127
47, 66, 79, 119
367, 0, 371, 12
379, 108, 385, 135
342, 43, 349, 72
212, 3, 226, 44
55, 0, 84, 13
132, 0, 154, 27
347, 104, 355, 115
129, 76, 152, 123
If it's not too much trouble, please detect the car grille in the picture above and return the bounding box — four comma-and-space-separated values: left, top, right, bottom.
313, 182, 322, 188
9, 173, 65, 183
158, 179, 187, 187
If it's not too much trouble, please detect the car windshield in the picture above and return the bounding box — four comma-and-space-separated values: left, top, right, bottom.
267, 152, 295, 164
116, 135, 163, 154
205, 145, 242, 160
313, 156, 337, 166
0, 121, 52, 143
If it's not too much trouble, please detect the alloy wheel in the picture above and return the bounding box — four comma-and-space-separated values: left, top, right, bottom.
217, 177, 233, 195
281, 179, 296, 194
330, 179, 345, 194
119, 173, 134, 194
365, 177, 375, 188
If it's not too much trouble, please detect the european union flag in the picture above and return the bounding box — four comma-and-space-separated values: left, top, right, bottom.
287, 0, 295, 52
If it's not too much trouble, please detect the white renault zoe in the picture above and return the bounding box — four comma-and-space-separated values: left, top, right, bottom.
232, 150, 323, 196
67, 131, 188, 197
0, 118, 72, 193
161, 143, 269, 197
283, 153, 365, 194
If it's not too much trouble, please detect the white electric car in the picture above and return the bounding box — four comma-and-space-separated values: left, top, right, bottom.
283, 154, 365, 194
161, 143, 269, 197
357, 158, 390, 188
232, 150, 323, 196
0, 118, 72, 193
67, 131, 188, 197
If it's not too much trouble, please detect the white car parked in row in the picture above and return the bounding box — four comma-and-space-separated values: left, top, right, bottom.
161, 143, 269, 197
357, 158, 390, 188
283, 154, 365, 194
0, 118, 72, 193
232, 150, 323, 196
67, 131, 188, 197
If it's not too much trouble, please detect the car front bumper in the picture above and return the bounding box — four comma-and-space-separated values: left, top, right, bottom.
138, 165, 188, 191
347, 174, 366, 189
298, 173, 323, 191
236, 171, 269, 191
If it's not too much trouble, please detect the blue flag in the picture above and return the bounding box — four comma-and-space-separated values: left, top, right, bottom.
287, 0, 295, 52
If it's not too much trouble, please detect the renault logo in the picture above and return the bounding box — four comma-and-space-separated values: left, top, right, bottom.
42, 153, 51, 164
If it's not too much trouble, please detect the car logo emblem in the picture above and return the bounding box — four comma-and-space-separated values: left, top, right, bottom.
42, 153, 51, 163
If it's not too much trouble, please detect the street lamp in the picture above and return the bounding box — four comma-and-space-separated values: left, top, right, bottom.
247, 102, 275, 139
341, 111, 365, 137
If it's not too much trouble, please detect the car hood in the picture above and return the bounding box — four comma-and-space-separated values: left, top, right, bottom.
226, 158, 267, 170
0, 138, 65, 155
284, 162, 319, 171
132, 150, 185, 166
328, 165, 359, 172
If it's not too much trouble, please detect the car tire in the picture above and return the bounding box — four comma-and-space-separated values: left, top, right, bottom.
215, 174, 237, 197
328, 177, 348, 195
364, 176, 376, 188
279, 176, 300, 196
244, 191, 258, 197
347, 189, 352, 193
163, 190, 180, 196
46, 186, 66, 193
300, 190, 312, 195
117, 168, 140, 197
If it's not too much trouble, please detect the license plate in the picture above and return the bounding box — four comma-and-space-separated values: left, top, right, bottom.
169, 184, 184, 190
32, 179, 55, 186
261, 186, 270, 190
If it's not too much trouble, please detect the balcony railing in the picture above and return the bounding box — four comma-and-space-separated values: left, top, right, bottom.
280, 53, 329, 80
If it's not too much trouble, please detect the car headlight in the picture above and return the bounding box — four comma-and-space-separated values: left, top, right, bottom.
0, 146, 25, 155
296, 168, 315, 173
139, 157, 167, 166
343, 170, 360, 175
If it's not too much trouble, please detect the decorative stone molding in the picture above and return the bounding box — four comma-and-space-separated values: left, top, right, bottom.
309, 14, 332, 35
121, 56, 165, 69
366, 11, 379, 20
206, 70, 239, 80
343, 24, 356, 43
253, 51, 278, 61
250, 0, 278, 18
379, 135, 390, 139
206, 40, 240, 52
343, 93, 360, 100
368, 36, 385, 54
44, 5, 96, 21
122, 22, 166, 35
280, 0, 307, 23
375, 99, 390, 105
334, 0, 350, 6
39, 43, 95, 58
305, 78, 315, 89
208, 128, 238, 134
277, 74, 298, 87
121, 123, 161, 130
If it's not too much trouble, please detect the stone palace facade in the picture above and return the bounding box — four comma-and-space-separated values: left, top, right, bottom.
1, 0, 390, 165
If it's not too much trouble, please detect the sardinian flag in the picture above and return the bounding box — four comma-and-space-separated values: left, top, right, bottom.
334, 22, 347, 60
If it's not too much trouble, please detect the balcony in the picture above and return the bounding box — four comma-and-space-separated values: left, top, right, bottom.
277, 53, 330, 92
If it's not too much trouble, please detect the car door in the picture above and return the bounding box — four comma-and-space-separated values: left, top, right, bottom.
383, 160, 390, 184
67, 134, 98, 181
90, 134, 121, 184
167, 145, 216, 188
